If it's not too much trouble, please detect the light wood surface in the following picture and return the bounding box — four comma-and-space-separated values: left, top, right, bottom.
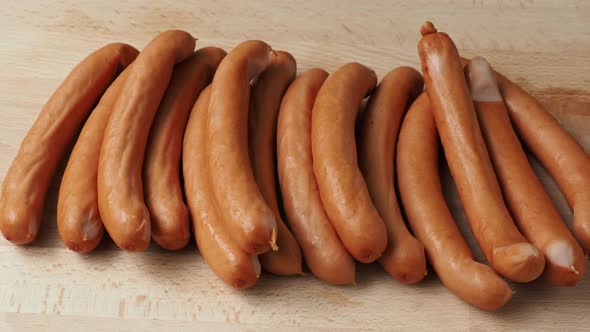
1, 1, 589, 331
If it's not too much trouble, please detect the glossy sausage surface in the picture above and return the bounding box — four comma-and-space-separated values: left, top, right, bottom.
184, 86, 261, 288
495, 72, 590, 253
144, 47, 226, 250
206, 40, 277, 255
248, 51, 302, 275
311, 62, 387, 263
358, 66, 426, 283
466, 57, 586, 286
418, 22, 544, 282
57, 64, 135, 253
98, 30, 196, 252
0, 43, 139, 244
278, 68, 356, 285
397, 93, 512, 311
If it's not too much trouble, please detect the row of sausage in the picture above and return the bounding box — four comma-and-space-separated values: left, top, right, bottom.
0, 22, 588, 311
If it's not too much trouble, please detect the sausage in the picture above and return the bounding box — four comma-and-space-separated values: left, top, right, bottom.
247, 51, 302, 275
143, 47, 226, 250
0, 43, 139, 244
311, 62, 387, 263
206, 40, 277, 255
277, 68, 356, 285
98, 30, 196, 252
397, 93, 512, 311
57, 65, 134, 253
494, 71, 590, 253
466, 57, 586, 286
183, 86, 261, 288
358, 66, 427, 283
418, 22, 545, 282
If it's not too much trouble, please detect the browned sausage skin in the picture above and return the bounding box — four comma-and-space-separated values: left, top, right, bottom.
494, 72, 590, 253
98, 30, 196, 252
184, 86, 261, 289
278, 68, 356, 285
57, 65, 134, 253
398, 93, 512, 311
206, 40, 277, 255
311, 62, 387, 263
466, 57, 586, 286
248, 51, 303, 275
418, 22, 545, 282
0, 43, 139, 244
144, 47, 226, 250
358, 66, 427, 283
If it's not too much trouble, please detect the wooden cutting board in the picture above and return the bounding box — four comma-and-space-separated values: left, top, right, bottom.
0, 1, 588, 331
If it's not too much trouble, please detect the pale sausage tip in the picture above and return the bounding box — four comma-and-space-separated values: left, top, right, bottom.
546, 240, 575, 269
420, 21, 437, 36
466, 56, 503, 102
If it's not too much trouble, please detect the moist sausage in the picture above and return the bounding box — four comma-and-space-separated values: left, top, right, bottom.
248, 51, 302, 275
184, 86, 261, 288
57, 65, 134, 253
358, 66, 427, 283
0, 43, 139, 244
311, 62, 387, 263
466, 56, 586, 286
144, 47, 226, 250
397, 93, 512, 311
98, 30, 196, 252
418, 22, 545, 282
206, 40, 277, 255
278, 68, 356, 285
495, 71, 590, 253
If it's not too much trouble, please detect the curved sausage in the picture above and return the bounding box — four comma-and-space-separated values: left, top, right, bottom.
418, 22, 545, 282
494, 71, 590, 253
144, 47, 226, 250
358, 66, 427, 283
0, 43, 139, 244
57, 65, 134, 253
183, 86, 261, 288
311, 62, 387, 263
278, 68, 356, 285
98, 30, 196, 252
247, 51, 302, 275
466, 57, 586, 286
397, 93, 512, 311
206, 40, 277, 255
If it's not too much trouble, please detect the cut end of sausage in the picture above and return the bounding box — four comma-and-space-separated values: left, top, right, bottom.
420, 21, 437, 36
492, 242, 545, 282
544, 240, 586, 286
546, 240, 575, 269
81, 218, 103, 242
466, 56, 503, 102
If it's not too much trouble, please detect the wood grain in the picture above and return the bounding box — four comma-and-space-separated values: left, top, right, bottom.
0, 1, 589, 331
